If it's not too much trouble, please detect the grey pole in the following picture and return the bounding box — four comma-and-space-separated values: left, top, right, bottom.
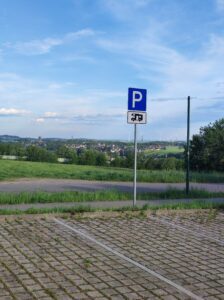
133, 123, 137, 206
186, 96, 190, 195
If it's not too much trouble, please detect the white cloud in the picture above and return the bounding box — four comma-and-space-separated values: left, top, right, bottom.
0, 73, 81, 112
1, 27, 224, 139
48, 83, 64, 90
207, 35, 224, 55
12, 38, 62, 55
71, 113, 124, 125
97, 29, 224, 134
102, 0, 152, 19
0, 108, 29, 116
0, 49, 3, 61
48, 82, 76, 90
4, 28, 97, 55
43, 112, 60, 118
217, 0, 224, 11
62, 54, 96, 63
99, 30, 224, 95
0, 73, 126, 127
36, 118, 45, 123
65, 29, 96, 40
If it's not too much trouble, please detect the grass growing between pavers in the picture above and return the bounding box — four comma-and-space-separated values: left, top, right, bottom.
1, 159, 224, 183
0, 201, 223, 215
0, 189, 224, 205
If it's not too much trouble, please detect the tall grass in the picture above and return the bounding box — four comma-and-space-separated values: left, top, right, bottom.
0, 159, 224, 183
0, 189, 223, 205
0, 201, 223, 215
143, 201, 224, 211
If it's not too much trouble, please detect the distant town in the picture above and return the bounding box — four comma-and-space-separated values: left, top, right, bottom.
0, 135, 185, 170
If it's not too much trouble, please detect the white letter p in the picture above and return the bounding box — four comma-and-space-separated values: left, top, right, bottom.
132, 91, 142, 108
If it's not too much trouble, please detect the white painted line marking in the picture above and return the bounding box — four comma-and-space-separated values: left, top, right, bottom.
149, 216, 224, 246
54, 218, 203, 300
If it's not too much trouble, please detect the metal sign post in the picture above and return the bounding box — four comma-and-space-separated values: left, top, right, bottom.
133, 123, 137, 206
186, 96, 191, 195
127, 88, 147, 206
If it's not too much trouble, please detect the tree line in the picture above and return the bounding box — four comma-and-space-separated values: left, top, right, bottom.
1, 118, 223, 172
0, 143, 184, 170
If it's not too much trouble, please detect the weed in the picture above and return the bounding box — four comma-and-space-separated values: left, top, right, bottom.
139, 210, 147, 218
207, 209, 218, 222
45, 288, 57, 299
83, 258, 92, 268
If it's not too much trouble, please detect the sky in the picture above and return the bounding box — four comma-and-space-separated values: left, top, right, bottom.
0, 0, 224, 141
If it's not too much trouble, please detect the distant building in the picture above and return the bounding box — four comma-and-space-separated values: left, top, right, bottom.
57, 157, 70, 163
1, 155, 18, 160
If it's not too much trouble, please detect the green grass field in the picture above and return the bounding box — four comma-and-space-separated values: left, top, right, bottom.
144, 146, 184, 155
0, 189, 223, 205
0, 159, 224, 183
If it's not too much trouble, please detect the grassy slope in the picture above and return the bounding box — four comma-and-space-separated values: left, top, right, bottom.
0, 159, 224, 183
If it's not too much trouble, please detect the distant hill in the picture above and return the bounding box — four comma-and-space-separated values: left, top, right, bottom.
0, 135, 21, 142
0, 135, 185, 145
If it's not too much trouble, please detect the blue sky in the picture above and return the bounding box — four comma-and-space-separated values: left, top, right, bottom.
0, 0, 224, 140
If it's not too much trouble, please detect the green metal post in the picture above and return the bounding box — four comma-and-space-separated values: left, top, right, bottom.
186, 96, 190, 195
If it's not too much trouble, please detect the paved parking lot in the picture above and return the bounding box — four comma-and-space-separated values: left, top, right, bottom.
0, 210, 223, 299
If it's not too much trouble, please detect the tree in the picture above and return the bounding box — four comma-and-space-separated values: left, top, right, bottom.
110, 156, 124, 167
57, 145, 77, 164
144, 157, 155, 170
26, 145, 57, 163
96, 152, 107, 166
0, 143, 26, 157
78, 150, 97, 165
189, 118, 224, 171
124, 151, 134, 168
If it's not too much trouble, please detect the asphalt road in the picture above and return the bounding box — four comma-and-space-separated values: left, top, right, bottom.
0, 178, 224, 193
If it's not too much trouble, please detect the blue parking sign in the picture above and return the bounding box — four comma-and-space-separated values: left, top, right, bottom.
128, 88, 147, 111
